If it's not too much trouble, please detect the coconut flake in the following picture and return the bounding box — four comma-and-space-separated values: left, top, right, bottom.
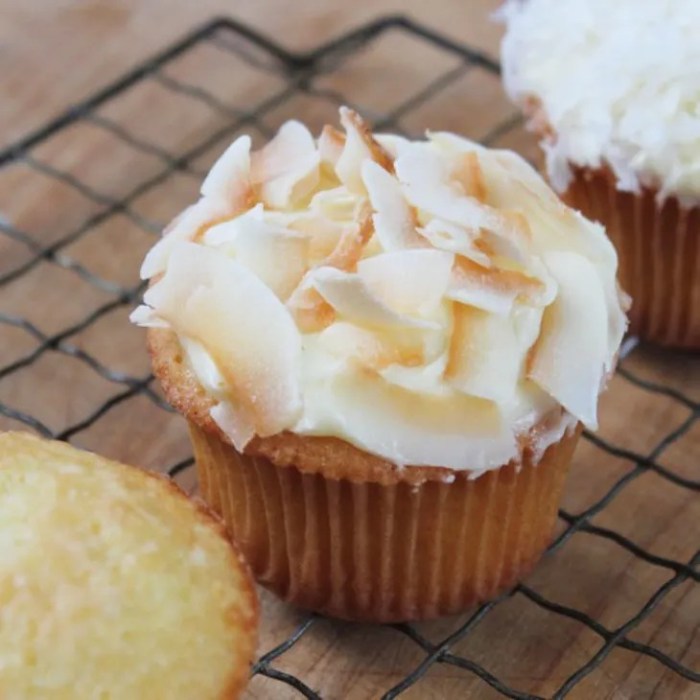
200, 135, 252, 206
318, 125, 345, 168
129, 305, 169, 328
453, 151, 487, 201
396, 143, 522, 239
444, 304, 522, 403
251, 120, 320, 208
375, 133, 412, 158
447, 257, 547, 315
318, 322, 426, 370
362, 160, 425, 250
358, 249, 454, 315
336, 107, 393, 194
419, 218, 492, 267
428, 130, 485, 156
140, 197, 232, 279
286, 273, 336, 333
204, 205, 308, 299
309, 186, 359, 221
145, 242, 302, 437
528, 251, 609, 428
310, 266, 439, 330
318, 203, 373, 270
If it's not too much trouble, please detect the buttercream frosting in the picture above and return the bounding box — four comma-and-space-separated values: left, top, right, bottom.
132, 108, 627, 473
499, 0, 700, 203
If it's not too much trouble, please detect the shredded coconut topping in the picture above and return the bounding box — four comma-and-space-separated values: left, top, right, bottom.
499, 0, 700, 202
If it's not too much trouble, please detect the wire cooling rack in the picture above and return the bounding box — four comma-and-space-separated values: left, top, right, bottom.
0, 15, 698, 699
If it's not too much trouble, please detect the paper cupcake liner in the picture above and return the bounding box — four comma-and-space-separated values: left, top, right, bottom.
190, 422, 580, 622
562, 167, 700, 349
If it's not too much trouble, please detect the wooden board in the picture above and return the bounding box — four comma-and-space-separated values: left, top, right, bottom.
0, 2, 698, 698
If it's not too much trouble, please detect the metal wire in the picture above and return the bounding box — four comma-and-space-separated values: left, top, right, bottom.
0, 15, 697, 699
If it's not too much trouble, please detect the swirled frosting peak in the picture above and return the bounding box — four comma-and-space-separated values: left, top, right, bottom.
132, 108, 627, 474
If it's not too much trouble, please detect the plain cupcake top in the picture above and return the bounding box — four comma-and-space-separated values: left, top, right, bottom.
133, 108, 626, 475
500, 0, 700, 202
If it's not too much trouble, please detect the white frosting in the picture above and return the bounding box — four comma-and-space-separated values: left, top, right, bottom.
499, 0, 700, 202
132, 108, 627, 473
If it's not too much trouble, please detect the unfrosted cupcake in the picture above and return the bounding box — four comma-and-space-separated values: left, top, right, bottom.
0, 432, 257, 699
133, 108, 627, 621
500, 0, 700, 348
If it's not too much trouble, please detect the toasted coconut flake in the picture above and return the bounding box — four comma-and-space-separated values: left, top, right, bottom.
427, 130, 483, 155
129, 305, 169, 329
477, 228, 526, 266
284, 200, 374, 330
251, 120, 320, 209
447, 257, 547, 315
285, 198, 374, 333
319, 202, 374, 271
145, 242, 302, 438
200, 135, 252, 207
286, 274, 336, 333
309, 186, 360, 221
140, 198, 232, 279
204, 205, 308, 300
445, 304, 523, 403
375, 133, 412, 158
310, 267, 438, 330
203, 204, 263, 245
492, 148, 570, 209
340, 108, 394, 171
503, 209, 530, 234
528, 251, 609, 428
318, 125, 346, 167
362, 160, 425, 251
453, 151, 487, 201
483, 149, 599, 253
380, 353, 452, 397
396, 143, 530, 244
419, 218, 492, 267
358, 249, 454, 315
268, 211, 350, 264
319, 322, 425, 371
336, 107, 394, 193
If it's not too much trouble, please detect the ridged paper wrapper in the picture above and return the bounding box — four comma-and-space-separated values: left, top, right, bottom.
563, 166, 700, 349
190, 421, 581, 622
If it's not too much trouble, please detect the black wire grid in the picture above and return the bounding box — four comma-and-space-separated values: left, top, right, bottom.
0, 16, 698, 699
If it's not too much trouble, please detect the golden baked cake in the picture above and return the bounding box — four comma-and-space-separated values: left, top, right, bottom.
0, 432, 257, 699
133, 108, 627, 621
500, 0, 699, 348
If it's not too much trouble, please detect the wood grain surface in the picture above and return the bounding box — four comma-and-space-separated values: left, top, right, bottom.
0, 2, 698, 699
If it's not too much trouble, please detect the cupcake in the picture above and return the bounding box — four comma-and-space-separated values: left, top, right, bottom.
133, 108, 627, 622
500, 0, 700, 348
0, 432, 257, 699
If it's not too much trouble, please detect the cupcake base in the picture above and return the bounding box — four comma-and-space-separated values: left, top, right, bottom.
562, 166, 700, 349
191, 422, 580, 622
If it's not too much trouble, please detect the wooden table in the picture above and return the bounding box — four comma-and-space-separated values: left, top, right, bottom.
0, 2, 698, 698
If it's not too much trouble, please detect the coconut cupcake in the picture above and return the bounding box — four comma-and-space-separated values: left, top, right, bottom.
132, 108, 627, 622
500, 0, 700, 348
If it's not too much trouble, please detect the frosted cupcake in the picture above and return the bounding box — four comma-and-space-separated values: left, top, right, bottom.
500, 0, 700, 348
133, 108, 627, 621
